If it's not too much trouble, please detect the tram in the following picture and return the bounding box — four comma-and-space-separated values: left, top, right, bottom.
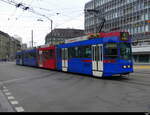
16, 32, 133, 78
57, 32, 133, 77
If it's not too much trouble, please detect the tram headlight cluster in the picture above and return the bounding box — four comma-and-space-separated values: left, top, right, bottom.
123, 65, 131, 69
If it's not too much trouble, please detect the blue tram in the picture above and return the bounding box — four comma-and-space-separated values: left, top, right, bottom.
57, 32, 133, 77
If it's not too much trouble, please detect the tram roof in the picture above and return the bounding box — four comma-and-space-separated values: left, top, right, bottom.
58, 36, 122, 48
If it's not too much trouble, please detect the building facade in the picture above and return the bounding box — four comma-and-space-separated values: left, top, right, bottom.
0, 31, 21, 61
85, 0, 150, 64
85, 0, 150, 44
22, 43, 27, 50
45, 28, 85, 45
132, 45, 150, 64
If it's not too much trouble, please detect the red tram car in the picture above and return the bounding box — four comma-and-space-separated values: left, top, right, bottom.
38, 45, 57, 70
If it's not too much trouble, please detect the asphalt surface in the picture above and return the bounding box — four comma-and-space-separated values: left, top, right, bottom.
0, 62, 150, 112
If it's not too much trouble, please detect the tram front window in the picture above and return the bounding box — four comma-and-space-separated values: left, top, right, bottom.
120, 43, 132, 60
104, 43, 118, 59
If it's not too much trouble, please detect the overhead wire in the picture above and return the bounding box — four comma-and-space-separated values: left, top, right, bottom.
0, 0, 85, 46
54, 12, 84, 28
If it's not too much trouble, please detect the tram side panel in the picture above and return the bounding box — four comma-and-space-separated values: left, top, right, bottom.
56, 45, 63, 71
56, 39, 104, 77
37, 46, 57, 70
23, 49, 38, 67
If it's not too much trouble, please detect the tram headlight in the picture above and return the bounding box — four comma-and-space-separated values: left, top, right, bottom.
123, 66, 127, 68
123, 65, 131, 69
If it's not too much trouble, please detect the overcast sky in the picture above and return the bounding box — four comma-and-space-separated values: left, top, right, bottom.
0, 0, 90, 47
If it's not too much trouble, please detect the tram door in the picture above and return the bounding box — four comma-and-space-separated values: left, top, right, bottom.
20, 55, 23, 65
62, 48, 68, 72
39, 51, 43, 67
92, 45, 103, 77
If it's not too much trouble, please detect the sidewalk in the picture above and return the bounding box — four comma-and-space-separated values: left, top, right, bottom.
134, 65, 150, 69
0, 83, 14, 112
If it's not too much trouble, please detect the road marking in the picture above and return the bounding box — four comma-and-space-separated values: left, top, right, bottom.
2, 78, 27, 84
3, 89, 9, 92
10, 101, 19, 105
15, 107, 25, 112
1, 86, 25, 112
3, 86, 7, 89
5, 92, 12, 96
8, 96, 15, 100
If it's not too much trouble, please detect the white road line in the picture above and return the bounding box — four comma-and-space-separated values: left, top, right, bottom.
3, 89, 9, 92
15, 107, 25, 112
3, 86, 7, 89
8, 96, 15, 100
5, 92, 12, 96
10, 101, 19, 105
1, 86, 24, 112
3, 78, 27, 84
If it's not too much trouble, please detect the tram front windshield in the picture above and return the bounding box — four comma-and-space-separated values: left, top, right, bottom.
104, 43, 118, 59
104, 42, 132, 60
120, 42, 132, 60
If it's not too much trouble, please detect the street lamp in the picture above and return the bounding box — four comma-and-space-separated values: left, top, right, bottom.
37, 15, 53, 32
42, 15, 53, 32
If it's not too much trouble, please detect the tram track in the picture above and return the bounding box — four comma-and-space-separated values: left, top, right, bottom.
112, 76, 150, 87
121, 79, 150, 87
102, 72, 150, 87
132, 72, 150, 75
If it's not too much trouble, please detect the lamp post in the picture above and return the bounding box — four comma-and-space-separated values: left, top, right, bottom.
39, 15, 53, 32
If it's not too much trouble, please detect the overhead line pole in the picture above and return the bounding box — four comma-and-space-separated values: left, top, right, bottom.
31, 29, 33, 48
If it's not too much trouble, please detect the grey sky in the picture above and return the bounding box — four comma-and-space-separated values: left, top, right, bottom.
0, 0, 90, 47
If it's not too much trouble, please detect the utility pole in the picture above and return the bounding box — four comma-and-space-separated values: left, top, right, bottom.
50, 20, 53, 32
31, 29, 33, 48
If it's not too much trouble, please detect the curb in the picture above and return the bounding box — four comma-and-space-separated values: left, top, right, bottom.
0, 83, 15, 112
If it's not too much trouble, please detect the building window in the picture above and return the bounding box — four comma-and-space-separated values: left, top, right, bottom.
139, 55, 149, 63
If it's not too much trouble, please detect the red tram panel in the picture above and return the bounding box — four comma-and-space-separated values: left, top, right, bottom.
38, 45, 56, 70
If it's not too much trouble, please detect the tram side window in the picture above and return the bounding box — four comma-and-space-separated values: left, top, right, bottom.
68, 45, 91, 58
120, 43, 132, 60
82, 46, 91, 58
104, 43, 118, 59
27, 52, 36, 59
43, 51, 49, 59
43, 50, 54, 59
48, 50, 54, 59
24, 53, 28, 58
31, 52, 36, 58
68, 47, 78, 58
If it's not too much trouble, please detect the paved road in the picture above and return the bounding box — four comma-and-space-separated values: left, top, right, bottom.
0, 62, 150, 112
